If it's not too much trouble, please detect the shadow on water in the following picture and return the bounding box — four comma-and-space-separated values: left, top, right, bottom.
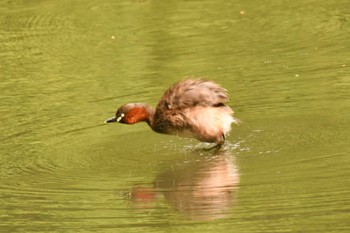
56, 123, 106, 135
126, 149, 240, 221
89, 91, 150, 103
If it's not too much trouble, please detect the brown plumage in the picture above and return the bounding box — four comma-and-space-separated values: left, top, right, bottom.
105, 79, 238, 145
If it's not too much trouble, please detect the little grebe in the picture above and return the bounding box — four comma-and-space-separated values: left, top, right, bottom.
105, 79, 238, 145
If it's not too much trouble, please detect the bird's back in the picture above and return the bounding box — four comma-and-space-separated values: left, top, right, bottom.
157, 79, 229, 110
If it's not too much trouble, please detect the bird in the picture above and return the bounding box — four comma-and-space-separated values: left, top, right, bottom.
105, 79, 238, 146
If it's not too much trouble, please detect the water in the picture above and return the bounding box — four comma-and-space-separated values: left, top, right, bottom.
1, 0, 349, 232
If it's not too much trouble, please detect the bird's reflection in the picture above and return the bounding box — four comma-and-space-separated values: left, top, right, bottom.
128, 150, 240, 220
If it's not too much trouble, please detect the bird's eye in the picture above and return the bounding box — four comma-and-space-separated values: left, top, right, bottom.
117, 113, 125, 122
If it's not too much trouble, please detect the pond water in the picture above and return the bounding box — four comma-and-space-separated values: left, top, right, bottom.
1, 0, 349, 232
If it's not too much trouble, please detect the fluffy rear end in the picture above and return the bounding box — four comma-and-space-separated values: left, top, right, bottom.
184, 106, 236, 144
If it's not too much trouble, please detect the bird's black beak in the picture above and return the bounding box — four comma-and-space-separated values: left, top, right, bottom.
105, 116, 117, 123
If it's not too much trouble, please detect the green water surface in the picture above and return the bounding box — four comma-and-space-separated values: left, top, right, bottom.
1, 0, 349, 232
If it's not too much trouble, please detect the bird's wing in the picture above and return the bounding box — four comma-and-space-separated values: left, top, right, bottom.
156, 79, 229, 111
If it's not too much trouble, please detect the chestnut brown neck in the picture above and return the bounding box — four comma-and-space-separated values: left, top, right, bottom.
124, 103, 155, 126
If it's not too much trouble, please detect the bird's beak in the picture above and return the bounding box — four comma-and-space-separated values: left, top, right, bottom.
105, 116, 117, 123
